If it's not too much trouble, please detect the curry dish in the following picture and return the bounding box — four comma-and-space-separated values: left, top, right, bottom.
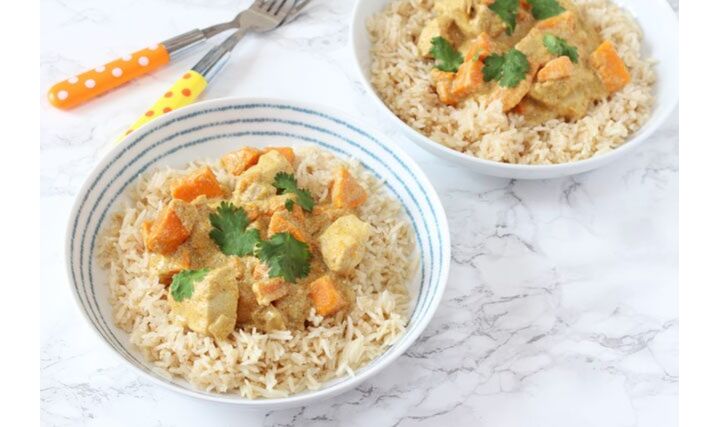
419, 0, 631, 125
141, 146, 375, 340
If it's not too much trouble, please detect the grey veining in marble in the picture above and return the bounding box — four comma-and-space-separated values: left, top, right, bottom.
41, 0, 678, 425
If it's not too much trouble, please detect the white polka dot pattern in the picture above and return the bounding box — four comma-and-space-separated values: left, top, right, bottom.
48, 44, 170, 109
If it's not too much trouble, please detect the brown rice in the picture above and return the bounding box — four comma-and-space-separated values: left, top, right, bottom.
367, 0, 656, 164
99, 146, 416, 398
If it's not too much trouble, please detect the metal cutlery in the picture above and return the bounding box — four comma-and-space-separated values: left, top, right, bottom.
119, 0, 309, 139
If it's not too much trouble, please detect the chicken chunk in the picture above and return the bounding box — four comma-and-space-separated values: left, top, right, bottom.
143, 200, 197, 255
417, 16, 462, 57
236, 150, 293, 193
251, 305, 286, 332
252, 278, 290, 305
169, 264, 239, 340
318, 214, 371, 273
263, 146, 295, 164
220, 147, 262, 176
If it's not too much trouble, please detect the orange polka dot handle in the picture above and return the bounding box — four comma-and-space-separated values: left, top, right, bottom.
47, 45, 171, 110
119, 71, 208, 140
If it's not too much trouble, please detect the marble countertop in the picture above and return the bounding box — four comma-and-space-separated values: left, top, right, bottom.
40, 0, 678, 425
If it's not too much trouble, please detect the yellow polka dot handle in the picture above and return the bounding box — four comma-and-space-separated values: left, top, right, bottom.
47, 44, 170, 110
119, 70, 208, 140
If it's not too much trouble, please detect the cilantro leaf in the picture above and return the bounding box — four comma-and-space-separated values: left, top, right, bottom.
483, 48, 531, 88
255, 232, 311, 283
285, 198, 295, 211
528, 0, 565, 20
170, 268, 209, 302
429, 36, 464, 73
489, 0, 520, 35
209, 201, 261, 256
272, 172, 315, 212
543, 34, 578, 63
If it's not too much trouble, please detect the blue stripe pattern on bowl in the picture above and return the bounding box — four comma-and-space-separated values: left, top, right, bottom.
66, 101, 449, 401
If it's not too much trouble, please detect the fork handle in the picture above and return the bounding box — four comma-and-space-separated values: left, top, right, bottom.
47, 44, 171, 110
119, 71, 208, 138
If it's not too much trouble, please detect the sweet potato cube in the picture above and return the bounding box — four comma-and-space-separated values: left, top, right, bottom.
590, 40, 631, 93
171, 167, 225, 202
220, 147, 262, 175
330, 167, 367, 209
144, 202, 193, 255
464, 33, 491, 62
252, 278, 290, 306
432, 69, 458, 105
451, 59, 485, 99
308, 275, 347, 316
536, 11, 577, 32
268, 210, 310, 244
537, 56, 574, 82
263, 147, 295, 164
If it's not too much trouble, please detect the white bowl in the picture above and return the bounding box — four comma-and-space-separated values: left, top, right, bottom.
350, 0, 678, 179
65, 98, 450, 409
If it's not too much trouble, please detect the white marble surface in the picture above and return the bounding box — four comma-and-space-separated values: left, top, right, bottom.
40, 0, 678, 425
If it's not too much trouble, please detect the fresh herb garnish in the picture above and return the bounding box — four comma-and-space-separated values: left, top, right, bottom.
273, 172, 315, 212
255, 232, 311, 283
170, 268, 209, 302
543, 34, 578, 63
285, 199, 295, 211
489, 0, 520, 35
483, 48, 531, 88
209, 201, 261, 256
429, 36, 464, 73
528, 0, 565, 20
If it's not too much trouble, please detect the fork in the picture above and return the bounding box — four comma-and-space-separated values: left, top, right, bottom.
47, 0, 307, 110
120, 0, 309, 139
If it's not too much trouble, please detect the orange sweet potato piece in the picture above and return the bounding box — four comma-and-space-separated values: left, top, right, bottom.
536, 11, 577, 31
537, 56, 574, 82
463, 33, 492, 62
220, 147, 262, 175
589, 40, 631, 93
308, 275, 346, 316
431, 69, 457, 105
451, 59, 485, 99
268, 210, 310, 243
330, 167, 368, 209
171, 167, 225, 202
263, 147, 295, 164
144, 206, 191, 255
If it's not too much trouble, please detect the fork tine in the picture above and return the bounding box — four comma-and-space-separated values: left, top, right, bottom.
270, 0, 292, 16
283, 0, 311, 23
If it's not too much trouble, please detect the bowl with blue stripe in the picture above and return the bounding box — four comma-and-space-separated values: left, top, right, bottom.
65, 98, 450, 408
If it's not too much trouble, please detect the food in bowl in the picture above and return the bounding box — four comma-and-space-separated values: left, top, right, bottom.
99, 145, 417, 398
367, 0, 656, 164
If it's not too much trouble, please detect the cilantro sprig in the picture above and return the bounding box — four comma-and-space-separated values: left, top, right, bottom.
489, 0, 520, 35
273, 172, 315, 212
483, 48, 531, 88
528, 0, 565, 20
429, 36, 464, 73
170, 268, 209, 302
255, 232, 311, 283
209, 202, 261, 256
543, 34, 578, 63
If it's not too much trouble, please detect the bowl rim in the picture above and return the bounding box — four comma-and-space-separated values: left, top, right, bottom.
64, 96, 451, 407
349, 0, 679, 176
